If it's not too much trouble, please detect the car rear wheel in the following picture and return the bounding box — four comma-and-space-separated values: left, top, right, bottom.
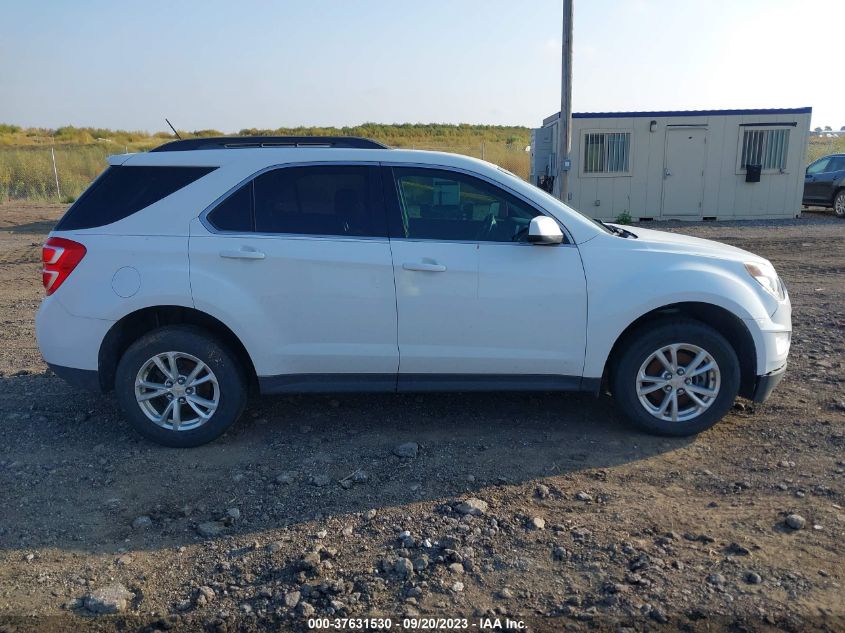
834, 190, 845, 218
611, 319, 740, 436
115, 325, 246, 447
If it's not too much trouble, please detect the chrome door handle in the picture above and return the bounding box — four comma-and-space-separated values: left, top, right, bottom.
402, 262, 447, 272
219, 248, 265, 260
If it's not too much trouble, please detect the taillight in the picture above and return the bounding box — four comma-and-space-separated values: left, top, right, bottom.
42, 237, 86, 296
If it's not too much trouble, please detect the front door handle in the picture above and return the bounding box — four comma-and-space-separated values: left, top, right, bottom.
219, 248, 265, 260
402, 262, 447, 272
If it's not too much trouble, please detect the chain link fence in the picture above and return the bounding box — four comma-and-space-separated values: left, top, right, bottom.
807, 134, 845, 163
0, 143, 118, 202
389, 142, 531, 180
0, 141, 531, 203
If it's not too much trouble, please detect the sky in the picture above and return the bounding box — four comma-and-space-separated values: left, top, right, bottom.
1, 0, 842, 132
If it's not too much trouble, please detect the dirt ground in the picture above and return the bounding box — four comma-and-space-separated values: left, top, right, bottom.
0, 203, 843, 633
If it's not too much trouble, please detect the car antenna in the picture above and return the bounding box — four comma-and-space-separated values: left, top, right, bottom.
165, 118, 182, 140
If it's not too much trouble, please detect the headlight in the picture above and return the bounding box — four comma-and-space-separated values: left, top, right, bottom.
744, 261, 786, 300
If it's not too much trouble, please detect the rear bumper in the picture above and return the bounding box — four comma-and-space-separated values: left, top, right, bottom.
751, 363, 786, 403
35, 295, 113, 377
48, 363, 101, 392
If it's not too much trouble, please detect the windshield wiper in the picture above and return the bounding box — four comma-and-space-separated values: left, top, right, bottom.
596, 220, 637, 239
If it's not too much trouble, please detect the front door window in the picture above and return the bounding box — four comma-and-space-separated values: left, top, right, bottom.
391, 168, 541, 242
806, 157, 831, 175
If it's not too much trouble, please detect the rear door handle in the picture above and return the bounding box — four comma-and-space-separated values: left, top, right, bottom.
219, 248, 265, 260
402, 262, 447, 272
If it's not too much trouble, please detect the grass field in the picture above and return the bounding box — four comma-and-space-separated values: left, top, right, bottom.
0, 124, 531, 201
1, 123, 842, 202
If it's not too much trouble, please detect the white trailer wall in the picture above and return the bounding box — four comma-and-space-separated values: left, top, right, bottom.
531, 108, 812, 221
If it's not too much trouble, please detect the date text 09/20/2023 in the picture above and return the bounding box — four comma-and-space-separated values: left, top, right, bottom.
307, 617, 527, 630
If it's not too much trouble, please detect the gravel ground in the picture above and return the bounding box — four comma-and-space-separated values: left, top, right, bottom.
0, 204, 843, 633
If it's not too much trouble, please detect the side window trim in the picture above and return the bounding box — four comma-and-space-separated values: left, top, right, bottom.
379, 162, 572, 245
199, 161, 387, 239
380, 165, 407, 239
201, 174, 254, 235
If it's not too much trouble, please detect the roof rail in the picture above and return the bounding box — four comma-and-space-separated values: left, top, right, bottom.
150, 136, 389, 152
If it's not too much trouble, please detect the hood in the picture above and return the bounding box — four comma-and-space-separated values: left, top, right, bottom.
615, 225, 766, 264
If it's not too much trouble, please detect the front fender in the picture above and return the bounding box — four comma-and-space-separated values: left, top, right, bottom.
581, 249, 774, 378
833, 176, 845, 201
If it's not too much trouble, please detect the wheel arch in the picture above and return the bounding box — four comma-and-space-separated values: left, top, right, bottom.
98, 305, 258, 393
602, 302, 757, 399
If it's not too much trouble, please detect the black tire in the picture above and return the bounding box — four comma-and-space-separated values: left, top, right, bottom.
834, 190, 845, 218
114, 325, 246, 447
610, 318, 740, 436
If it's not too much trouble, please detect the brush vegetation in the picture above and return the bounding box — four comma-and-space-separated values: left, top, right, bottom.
807, 133, 845, 163
1, 123, 841, 202
0, 123, 531, 201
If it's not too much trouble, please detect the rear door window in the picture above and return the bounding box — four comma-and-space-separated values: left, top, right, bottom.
55, 165, 216, 230
828, 156, 845, 172
253, 165, 385, 237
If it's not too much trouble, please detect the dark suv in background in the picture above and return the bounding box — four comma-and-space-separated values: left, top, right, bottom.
803, 154, 845, 217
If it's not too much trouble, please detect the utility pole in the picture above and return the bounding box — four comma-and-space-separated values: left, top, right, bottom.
557, 0, 573, 201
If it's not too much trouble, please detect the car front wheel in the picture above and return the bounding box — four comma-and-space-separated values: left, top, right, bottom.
611, 319, 740, 436
114, 325, 247, 447
834, 190, 845, 218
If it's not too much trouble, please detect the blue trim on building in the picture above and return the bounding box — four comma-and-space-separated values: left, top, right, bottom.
543, 107, 811, 124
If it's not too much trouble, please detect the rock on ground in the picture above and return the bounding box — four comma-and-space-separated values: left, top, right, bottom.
785, 514, 806, 530
455, 498, 488, 516
284, 590, 301, 608
528, 516, 546, 530
393, 442, 419, 458
131, 515, 152, 530
394, 557, 414, 578
196, 521, 224, 537
310, 474, 330, 487
84, 583, 134, 614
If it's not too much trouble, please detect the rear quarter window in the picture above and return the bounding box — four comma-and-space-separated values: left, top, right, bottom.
55, 165, 217, 230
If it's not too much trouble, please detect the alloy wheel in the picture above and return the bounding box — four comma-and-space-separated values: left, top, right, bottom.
636, 343, 721, 423
835, 193, 845, 217
134, 351, 220, 431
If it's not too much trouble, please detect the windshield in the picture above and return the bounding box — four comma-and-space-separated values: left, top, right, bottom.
531, 186, 615, 234
495, 168, 614, 235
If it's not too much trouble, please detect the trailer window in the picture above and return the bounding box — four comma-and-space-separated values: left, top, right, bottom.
739, 128, 790, 172
582, 131, 631, 175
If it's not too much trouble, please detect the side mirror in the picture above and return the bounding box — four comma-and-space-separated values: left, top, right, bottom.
527, 216, 564, 245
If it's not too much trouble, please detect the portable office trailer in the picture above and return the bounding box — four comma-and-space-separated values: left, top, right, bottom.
530, 107, 812, 221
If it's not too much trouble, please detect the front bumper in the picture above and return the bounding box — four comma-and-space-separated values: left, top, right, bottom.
751, 363, 787, 403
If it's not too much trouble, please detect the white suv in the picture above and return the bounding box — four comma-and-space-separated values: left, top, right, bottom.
36, 136, 791, 447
